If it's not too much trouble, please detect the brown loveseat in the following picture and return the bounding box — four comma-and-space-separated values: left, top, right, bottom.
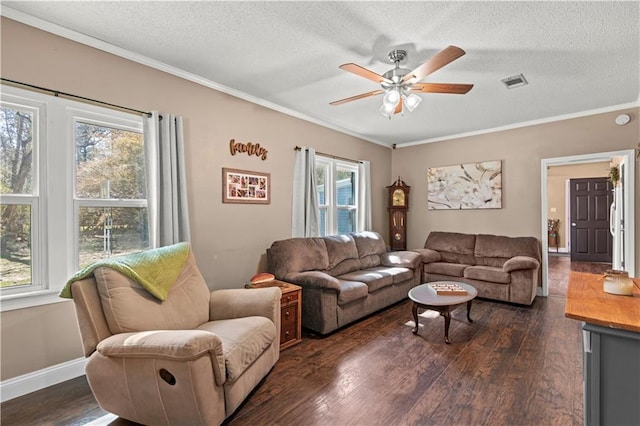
267, 231, 422, 335
414, 231, 541, 305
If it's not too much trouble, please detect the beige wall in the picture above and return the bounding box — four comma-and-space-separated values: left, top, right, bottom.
547, 162, 610, 250
391, 110, 639, 263
0, 18, 392, 380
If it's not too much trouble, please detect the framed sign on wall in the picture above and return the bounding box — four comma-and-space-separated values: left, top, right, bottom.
222, 168, 270, 204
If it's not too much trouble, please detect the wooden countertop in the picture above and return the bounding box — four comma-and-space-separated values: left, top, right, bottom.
564, 271, 640, 333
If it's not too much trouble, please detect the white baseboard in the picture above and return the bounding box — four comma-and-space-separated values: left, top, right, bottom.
548, 247, 569, 254
0, 357, 86, 403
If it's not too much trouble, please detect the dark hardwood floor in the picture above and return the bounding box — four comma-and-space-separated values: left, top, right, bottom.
547, 252, 611, 297
3, 256, 609, 426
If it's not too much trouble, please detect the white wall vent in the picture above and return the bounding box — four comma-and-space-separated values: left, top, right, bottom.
501, 74, 528, 89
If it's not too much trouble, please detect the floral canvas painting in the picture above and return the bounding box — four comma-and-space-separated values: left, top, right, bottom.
427, 161, 502, 209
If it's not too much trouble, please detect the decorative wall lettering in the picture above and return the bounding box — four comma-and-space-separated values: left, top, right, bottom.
229, 139, 268, 160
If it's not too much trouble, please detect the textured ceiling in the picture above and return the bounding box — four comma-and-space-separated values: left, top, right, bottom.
3, 1, 639, 147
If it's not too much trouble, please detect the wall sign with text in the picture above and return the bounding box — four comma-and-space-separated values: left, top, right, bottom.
229, 139, 268, 160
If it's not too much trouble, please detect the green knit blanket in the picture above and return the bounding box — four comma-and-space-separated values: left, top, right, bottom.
60, 242, 190, 301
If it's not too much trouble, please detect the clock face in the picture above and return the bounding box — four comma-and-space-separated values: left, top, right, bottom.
392, 189, 405, 206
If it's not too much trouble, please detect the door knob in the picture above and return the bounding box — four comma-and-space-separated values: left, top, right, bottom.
571, 223, 576, 226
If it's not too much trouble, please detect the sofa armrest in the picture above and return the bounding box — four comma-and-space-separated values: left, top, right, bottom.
210, 287, 280, 324
412, 248, 442, 264
284, 271, 341, 291
381, 251, 422, 269
503, 256, 540, 272
97, 330, 226, 385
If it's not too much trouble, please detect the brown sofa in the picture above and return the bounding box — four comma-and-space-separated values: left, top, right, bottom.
414, 231, 541, 305
267, 231, 422, 335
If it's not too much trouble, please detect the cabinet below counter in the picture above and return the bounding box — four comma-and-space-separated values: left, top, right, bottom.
564, 271, 640, 426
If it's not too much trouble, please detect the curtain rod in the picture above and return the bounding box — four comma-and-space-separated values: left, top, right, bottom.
1, 78, 152, 117
294, 146, 360, 164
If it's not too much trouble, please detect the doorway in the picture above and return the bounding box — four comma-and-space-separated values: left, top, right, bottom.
540, 150, 635, 296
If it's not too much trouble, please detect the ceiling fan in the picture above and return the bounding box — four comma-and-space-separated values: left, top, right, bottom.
330, 45, 473, 118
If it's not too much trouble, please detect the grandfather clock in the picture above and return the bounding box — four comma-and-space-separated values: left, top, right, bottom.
387, 177, 410, 251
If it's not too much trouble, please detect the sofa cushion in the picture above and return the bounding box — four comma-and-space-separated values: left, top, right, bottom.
338, 269, 394, 292
366, 266, 414, 285
464, 266, 511, 284
323, 234, 362, 276
336, 280, 369, 305
424, 232, 477, 265
95, 252, 210, 334
424, 262, 468, 277
197, 316, 276, 383
474, 256, 508, 268
351, 231, 386, 269
381, 251, 422, 269
474, 234, 541, 261
268, 237, 329, 278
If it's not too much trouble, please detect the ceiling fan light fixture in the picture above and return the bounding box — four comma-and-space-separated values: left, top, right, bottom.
331, 45, 473, 120
379, 103, 396, 119
403, 93, 422, 112
382, 89, 401, 108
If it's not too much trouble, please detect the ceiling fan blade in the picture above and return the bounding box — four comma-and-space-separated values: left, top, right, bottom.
402, 45, 466, 84
330, 89, 384, 106
339, 63, 391, 84
394, 98, 403, 115
410, 83, 474, 94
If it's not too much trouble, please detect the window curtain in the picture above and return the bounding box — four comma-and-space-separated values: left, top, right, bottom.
291, 147, 320, 237
143, 112, 191, 247
357, 160, 372, 232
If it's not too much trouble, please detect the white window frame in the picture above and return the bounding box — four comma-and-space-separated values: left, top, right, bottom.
0, 94, 46, 303
316, 156, 359, 236
0, 85, 144, 312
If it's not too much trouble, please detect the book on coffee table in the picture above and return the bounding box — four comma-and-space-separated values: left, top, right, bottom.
429, 282, 468, 295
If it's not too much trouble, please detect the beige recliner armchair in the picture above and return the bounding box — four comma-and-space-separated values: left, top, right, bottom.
66, 244, 281, 425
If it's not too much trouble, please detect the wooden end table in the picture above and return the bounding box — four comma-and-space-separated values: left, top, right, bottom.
408, 282, 478, 344
248, 280, 302, 350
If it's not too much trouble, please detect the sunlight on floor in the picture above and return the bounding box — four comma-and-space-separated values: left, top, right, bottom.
404, 309, 441, 327
84, 413, 117, 425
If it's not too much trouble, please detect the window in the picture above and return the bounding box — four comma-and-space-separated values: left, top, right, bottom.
0, 101, 41, 292
316, 156, 358, 236
0, 86, 146, 311
73, 118, 148, 268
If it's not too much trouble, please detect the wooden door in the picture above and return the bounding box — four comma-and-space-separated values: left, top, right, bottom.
569, 177, 613, 262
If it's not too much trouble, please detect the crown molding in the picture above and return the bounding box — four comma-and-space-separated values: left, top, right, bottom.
397, 101, 640, 148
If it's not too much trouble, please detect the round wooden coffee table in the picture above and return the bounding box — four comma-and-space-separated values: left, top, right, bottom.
408, 282, 478, 344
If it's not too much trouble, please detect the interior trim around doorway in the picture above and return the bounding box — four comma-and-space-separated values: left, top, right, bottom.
540, 150, 635, 296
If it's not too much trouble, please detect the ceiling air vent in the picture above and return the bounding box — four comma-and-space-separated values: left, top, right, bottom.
501, 74, 528, 89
